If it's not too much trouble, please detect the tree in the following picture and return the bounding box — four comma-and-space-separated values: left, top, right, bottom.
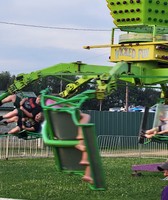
82, 81, 161, 111
23, 75, 76, 95
0, 71, 161, 110
0, 71, 15, 90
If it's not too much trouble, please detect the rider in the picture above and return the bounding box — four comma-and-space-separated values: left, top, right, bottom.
1, 112, 44, 135
142, 116, 168, 139
0, 94, 42, 120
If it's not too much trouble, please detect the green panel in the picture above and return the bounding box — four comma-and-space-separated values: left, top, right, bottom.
41, 92, 106, 190
86, 111, 154, 136
57, 147, 85, 171
84, 111, 154, 149
83, 125, 106, 190
106, 0, 168, 28
48, 111, 78, 139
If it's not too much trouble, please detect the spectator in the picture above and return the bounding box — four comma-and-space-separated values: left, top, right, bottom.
161, 185, 168, 200
158, 161, 168, 180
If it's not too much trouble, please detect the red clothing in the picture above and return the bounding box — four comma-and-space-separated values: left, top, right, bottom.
23, 97, 42, 118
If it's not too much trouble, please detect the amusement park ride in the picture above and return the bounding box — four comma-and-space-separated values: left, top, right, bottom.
1, 0, 168, 190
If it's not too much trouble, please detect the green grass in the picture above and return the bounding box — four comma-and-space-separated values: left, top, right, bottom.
0, 157, 167, 200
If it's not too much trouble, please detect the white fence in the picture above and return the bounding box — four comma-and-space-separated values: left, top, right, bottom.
0, 135, 168, 159
98, 135, 168, 159
0, 136, 53, 159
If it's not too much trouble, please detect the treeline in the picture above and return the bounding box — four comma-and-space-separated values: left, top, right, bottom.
0, 71, 160, 110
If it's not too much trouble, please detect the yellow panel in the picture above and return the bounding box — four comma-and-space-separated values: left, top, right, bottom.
110, 43, 168, 63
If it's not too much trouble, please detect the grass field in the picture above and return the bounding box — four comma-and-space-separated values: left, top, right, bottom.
0, 157, 167, 200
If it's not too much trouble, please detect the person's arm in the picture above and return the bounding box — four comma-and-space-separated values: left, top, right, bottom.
157, 129, 168, 135
160, 117, 168, 122
20, 98, 28, 106
79, 113, 90, 124
20, 106, 33, 118
22, 117, 27, 122
22, 124, 35, 132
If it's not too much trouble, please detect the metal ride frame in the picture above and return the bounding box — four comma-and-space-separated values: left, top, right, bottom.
1, 2, 168, 103
1, 0, 168, 189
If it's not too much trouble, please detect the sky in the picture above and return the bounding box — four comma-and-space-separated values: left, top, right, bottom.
0, 0, 118, 75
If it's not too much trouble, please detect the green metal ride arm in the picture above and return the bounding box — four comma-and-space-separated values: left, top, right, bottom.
0, 62, 111, 101
2, 60, 163, 102
59, 61, 130, 100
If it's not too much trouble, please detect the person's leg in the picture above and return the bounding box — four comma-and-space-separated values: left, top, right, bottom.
0, 95, 17, 105
4, 116, 19, 124
79, 151, 89, 165
145, 133, 155, 139
0, 95, 21, 108
145, 127, 158, 135
82, 166, 93, 184
0, 109, 19, 121
76, 113, 90, 140
75, 113, 93, 183
8, 126, 21, 134
76, 113, 90, 150
145, 127, 160, 138
139, 127, 159, 143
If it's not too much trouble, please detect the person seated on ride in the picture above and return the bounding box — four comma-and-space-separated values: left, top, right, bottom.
20, 95, 42, 118
142, 117, 168, 139
0, 95, 42, 123
0, 94, 42, 119
0, 112, 44, 136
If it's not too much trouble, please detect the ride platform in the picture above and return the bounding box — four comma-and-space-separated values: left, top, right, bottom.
132, 163, 163, 176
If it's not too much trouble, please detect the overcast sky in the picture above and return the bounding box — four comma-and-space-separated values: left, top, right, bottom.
0, 0, 117, 75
